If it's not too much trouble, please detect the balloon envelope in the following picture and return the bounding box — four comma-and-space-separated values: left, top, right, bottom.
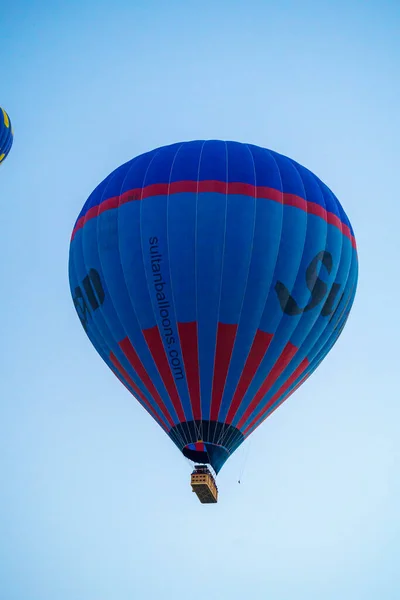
0, 107, 13, 164
69, 141, 358, 473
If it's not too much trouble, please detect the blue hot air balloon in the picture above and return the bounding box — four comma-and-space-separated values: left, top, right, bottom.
69, 141, 358, 498
0, 107, 13, 164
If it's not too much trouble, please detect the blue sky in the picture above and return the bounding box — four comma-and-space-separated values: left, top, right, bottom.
1, 1, 399, 598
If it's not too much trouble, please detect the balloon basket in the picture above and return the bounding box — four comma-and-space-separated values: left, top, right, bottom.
190, 465, 218, 504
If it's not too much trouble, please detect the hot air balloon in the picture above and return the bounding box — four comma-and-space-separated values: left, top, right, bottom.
0, 107, 13, 164
69, 140, 358, 503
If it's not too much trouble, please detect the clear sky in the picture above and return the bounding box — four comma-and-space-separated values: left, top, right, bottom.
1, 1, 399, 599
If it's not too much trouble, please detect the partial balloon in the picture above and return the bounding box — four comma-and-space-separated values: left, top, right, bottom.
0, 107, 13, 164
69, 141, 358, 474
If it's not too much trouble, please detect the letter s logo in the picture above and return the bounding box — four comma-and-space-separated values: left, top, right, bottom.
73, 268, 105, 330
275, 251, 341, 317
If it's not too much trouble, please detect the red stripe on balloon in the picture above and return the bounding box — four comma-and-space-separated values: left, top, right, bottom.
177, 322, 201, 421
243, 357, 310, 435
118, 336, 175, 428
283, 193, 308, 212
70, 180, 356, 248
266, 370, 311, 421
112, 370, 167, 431
98, 195, 120, 214
210, 323, 238, 422
225, 330, 273, 425
109, 351, 169, 431
142, 325, 186, 423
244, 371, 311, 439
236, 341, 299, 430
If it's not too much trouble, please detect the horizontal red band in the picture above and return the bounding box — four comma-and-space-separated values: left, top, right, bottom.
71, 180, 356, 249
